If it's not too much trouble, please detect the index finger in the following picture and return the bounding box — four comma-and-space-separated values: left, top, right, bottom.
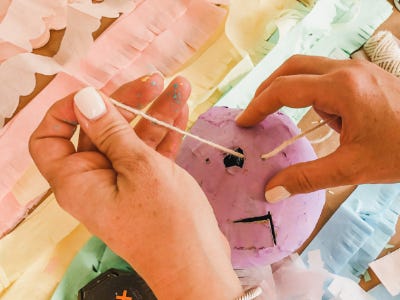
253, 55, 341, 98
235, 74, 342, 127
236, 55, 345, 127
29, 95, 78, 181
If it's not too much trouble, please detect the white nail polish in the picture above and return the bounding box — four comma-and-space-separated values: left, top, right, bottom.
265, 186, 291, 203
74, 87, 106, 120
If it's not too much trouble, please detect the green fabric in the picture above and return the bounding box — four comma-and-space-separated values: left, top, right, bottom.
217, 0, 392, 124
51, 237, 132, 300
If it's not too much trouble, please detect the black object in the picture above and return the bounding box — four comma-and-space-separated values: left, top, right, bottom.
234, 211, 277, 245
223, 147, 244, 168
78, 268, 156, 300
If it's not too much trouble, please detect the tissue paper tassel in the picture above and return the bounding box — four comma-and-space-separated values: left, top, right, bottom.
82, 0, 227, 91
0, 0, 137, 62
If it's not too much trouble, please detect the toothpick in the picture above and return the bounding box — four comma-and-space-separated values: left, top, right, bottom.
261, 117, 337, 160
109, 98, 245, 159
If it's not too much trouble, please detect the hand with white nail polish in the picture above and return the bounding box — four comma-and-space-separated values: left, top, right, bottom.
30, 75, 242, 299
236, 55, 400, 203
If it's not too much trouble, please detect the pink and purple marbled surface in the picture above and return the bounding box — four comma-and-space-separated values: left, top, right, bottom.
176, 107, 325, 268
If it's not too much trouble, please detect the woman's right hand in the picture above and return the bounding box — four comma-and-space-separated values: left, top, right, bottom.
236, 55, 400, 203
30, 75, 242, 299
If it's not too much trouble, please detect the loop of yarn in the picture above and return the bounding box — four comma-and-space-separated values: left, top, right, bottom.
363, 30, 400, 77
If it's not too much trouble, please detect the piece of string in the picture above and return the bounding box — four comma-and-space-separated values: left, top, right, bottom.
309, 127, 334, 144
261, 117, 338, 160
364, 30, 400, 77
109, 98, 245, 159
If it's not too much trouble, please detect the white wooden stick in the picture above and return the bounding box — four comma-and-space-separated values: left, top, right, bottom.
261, 117, 337, 160
109, 98, 245, 159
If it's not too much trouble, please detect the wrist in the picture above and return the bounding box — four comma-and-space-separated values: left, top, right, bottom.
127, 240, 242, 299
150, 254, 242, 299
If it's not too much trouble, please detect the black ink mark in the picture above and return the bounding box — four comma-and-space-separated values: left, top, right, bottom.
267, 211, 277, 246
233, 214, 270, 223
233, 211, 277, 246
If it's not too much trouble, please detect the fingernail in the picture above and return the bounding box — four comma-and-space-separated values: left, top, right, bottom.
74, 87, 106, 120
265, 186, 291, 203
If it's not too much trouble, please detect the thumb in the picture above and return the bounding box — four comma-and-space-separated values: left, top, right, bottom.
73, 87, 144, 166
264, 147, 359, 203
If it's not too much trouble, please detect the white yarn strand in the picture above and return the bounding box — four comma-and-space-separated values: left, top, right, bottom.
109, 98, 245, 159
364, 31, 400, 77
235, 286, 263, 300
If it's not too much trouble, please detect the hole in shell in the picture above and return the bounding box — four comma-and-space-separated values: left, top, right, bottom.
223, 148, 244, 168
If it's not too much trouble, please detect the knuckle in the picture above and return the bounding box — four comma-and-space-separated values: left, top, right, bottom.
272, 75, 286, 86
333, 165, 355, 183
96, 121, 131, 153
115, 150, 152, 174
294, 168, 317, 193
333, 68, 364, 94
285, 54, 303, 67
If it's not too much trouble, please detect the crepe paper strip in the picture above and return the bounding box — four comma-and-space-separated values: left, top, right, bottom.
0, 42, 25, 63
304, 206, 374, 274
184, 2, 306, 126
0, 193, 44, 241
0, 0, 11, 22
369, 248, 400, 296
0, 0, 136, 61
384, 244, 395, 249
0, 53, 62, 123
301, 184, 400, 282
11, 164, 49, 206
0, 225, 90, 300
140, 1, 306, 122
216, 0, 392, 125
225, 0, 311, 64
208, 0, 230, 4
363, 270, 372, 282
341, 185, 400, 279
56, 0, 141, 70
186, 0, 306, 119
272, 254, 329, 300
88, 0, 227, 91
234, 251, 330, 300
0, 194, 80, 293
53, 6, 103, 71
368, 284, 400, 300
0, 73, 84, 237
303, 251, 375, 300
81, 0, 202, 87
0, 2, 136, 122
0, 128, 79, 238
0, 0, 66, 50
69, 0, 136, 19
180, 35, 245, 123
327, 276, 375, 300
185, 54, 254, 127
